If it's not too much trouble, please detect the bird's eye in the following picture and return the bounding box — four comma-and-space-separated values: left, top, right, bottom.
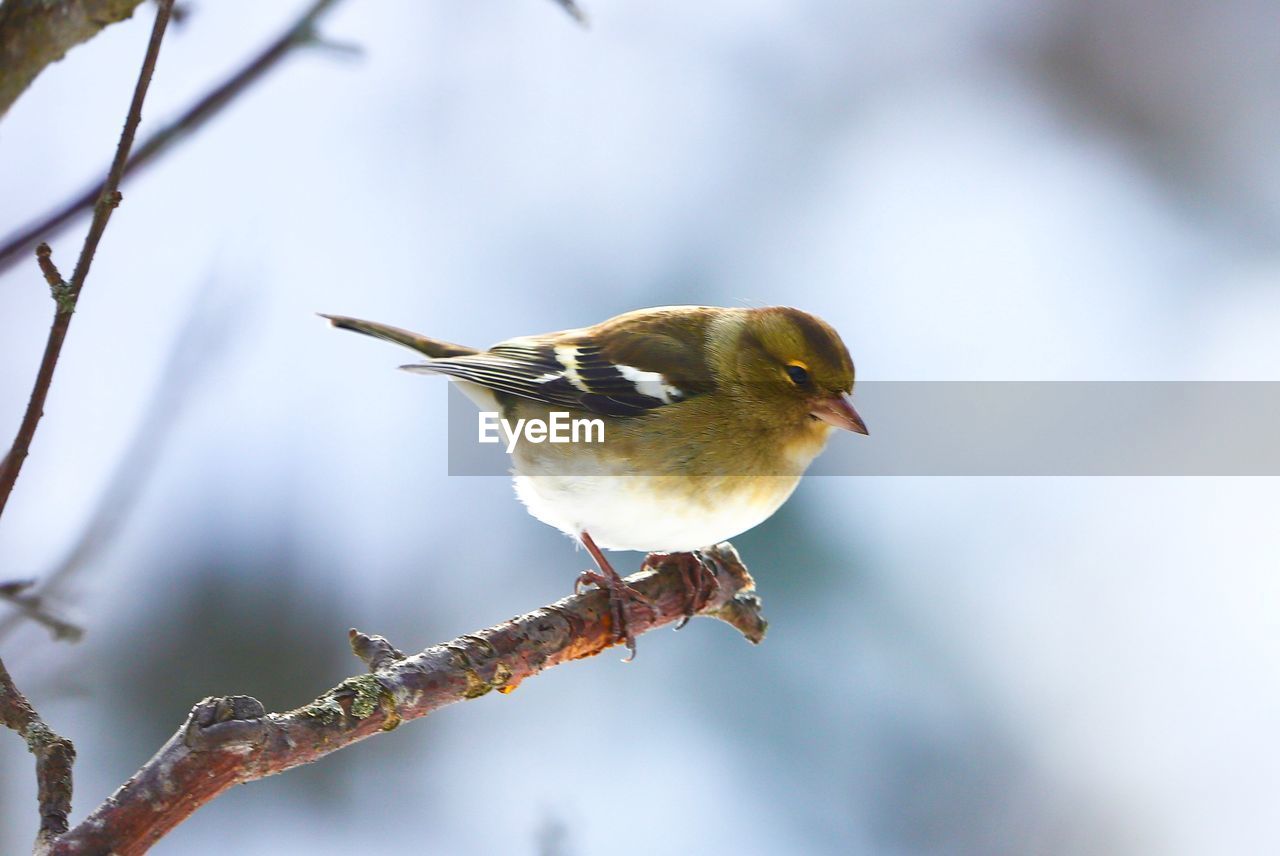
785, 363, 810, 386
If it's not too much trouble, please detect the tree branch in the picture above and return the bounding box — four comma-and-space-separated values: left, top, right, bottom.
0, 580, 83, 642
0, 275, 238, 642
48, 545, 766, 855
0, 0, 174, 522
0, 655, 77, 854
0, 0, 349, 278
0, 0, 148, 118
552, 0, 589, 25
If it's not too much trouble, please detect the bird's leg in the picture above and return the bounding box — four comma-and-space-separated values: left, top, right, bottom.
645, 551, 722, 629
575, 531, 655, 660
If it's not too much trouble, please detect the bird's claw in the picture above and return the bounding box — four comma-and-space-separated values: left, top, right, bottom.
645, 551, 722, 629
575, 568, 656, 659
574, 569, 605, 595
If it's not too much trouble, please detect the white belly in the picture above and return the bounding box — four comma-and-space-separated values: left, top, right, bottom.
449, 377, 809, 551
513, 473, 800, 552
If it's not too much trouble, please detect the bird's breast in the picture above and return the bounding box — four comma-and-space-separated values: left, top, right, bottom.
512, 472, 802, 552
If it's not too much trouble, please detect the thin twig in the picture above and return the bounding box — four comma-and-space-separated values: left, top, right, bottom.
0, 581, 83, 642
49, 545, 766, 855
0, 274, 237, 642
0, 0, 347, 279
0, 655, 77, 854
0, 1, 175, 521
552, 0, 589, 25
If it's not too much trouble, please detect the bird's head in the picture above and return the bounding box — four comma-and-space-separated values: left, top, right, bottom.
723, 307, 867, 435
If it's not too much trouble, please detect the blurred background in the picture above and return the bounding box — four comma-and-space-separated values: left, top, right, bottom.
2, 0, 1279, 853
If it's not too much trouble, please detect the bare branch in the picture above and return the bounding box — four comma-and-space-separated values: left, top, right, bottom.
0, 0, 148, 118
0, 655, 77, 854
552, 0, 589, 26
0, 0, 348, 278
0, 580, 83, 642
0, 0, 175, 521
49, 545, 766, 855
0, 276, 238, 642
33, 243, 63, 290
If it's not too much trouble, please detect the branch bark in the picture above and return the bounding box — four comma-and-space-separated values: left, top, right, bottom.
0, 655, 77, 855
0, 0, 148, 118
48, 545, 766, 855
0, 0, 174, 521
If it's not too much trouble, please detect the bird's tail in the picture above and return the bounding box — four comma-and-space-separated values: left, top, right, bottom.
320, 314, 478, 358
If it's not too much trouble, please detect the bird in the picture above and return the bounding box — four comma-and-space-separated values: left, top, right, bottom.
322, 305, 867, 656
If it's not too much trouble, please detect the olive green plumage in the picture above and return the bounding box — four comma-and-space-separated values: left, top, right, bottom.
324, 305, 866, 550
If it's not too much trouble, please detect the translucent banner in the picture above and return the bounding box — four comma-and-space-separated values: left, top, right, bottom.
444, 381, 1280, 476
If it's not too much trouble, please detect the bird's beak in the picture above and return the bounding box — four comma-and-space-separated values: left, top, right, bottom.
811, 393, 868, 435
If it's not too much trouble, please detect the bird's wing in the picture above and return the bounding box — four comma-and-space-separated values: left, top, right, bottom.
404, 308, 722, 418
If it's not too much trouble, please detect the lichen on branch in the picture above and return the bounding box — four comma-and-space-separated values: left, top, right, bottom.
0, 655, 76, 854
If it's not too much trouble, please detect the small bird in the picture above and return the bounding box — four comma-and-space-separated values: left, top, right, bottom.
323, 305, 867, 655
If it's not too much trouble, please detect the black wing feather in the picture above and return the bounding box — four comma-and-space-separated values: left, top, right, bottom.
410, 339, 684, 417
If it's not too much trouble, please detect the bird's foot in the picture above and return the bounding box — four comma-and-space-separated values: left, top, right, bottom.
575, 568, 656, 660
645, 551, 722, 629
